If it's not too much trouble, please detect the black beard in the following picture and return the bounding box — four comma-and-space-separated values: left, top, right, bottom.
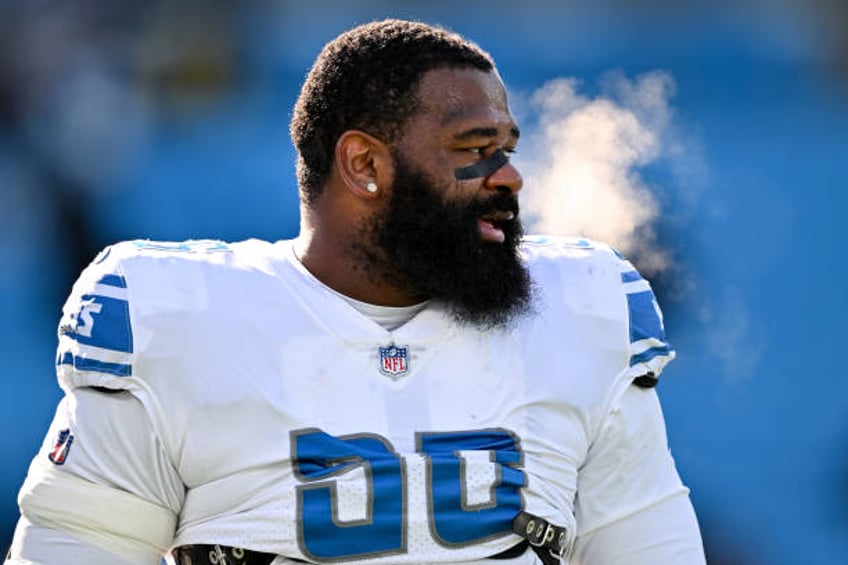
353, 151, 533, 329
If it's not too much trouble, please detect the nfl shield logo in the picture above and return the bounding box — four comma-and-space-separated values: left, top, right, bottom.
48, 428, 74, 465
379, 344, 410, 378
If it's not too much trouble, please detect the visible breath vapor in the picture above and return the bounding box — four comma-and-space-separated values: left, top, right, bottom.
512, 71, 761, 380
514, 71, 678, 275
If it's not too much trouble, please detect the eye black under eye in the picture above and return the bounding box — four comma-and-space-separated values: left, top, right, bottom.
454, 148, 511, 180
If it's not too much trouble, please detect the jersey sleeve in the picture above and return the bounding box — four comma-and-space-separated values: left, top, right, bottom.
10, 243, 190, 563
55, 244, 137, 391
616, 251, 675, 387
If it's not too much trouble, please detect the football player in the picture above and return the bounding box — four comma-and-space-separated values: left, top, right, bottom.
7, 19, 705, 564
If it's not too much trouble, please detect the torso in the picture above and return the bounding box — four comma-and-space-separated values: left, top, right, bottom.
64, 237, 634, 563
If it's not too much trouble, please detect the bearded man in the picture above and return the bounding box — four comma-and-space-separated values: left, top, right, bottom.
7, 19, 705, 565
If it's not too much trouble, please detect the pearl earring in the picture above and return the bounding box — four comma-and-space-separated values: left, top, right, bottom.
366, 182, 378, 194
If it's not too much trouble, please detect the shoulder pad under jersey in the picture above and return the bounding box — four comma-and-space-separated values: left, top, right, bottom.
54, 238, 261, 392
521, 235, 675, 387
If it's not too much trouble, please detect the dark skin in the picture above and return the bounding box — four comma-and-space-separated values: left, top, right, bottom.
294, 67, 524, 307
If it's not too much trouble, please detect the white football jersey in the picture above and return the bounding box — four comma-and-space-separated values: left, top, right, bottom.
17, 236, 688, 564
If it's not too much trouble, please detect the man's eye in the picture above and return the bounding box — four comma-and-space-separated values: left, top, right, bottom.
468, 147, 518, 155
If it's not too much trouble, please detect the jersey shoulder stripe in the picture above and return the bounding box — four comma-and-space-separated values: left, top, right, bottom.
56, 265, 134, 380
619, 264, 674, 381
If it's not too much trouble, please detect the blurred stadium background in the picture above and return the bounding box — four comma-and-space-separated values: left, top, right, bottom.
1, 1, 847, 563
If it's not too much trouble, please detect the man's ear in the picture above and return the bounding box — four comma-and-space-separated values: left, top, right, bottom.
335, 130, 392, 199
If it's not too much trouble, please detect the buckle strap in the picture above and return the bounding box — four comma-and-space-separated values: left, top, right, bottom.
511, 511, 572, 565
171, 545, 277, 565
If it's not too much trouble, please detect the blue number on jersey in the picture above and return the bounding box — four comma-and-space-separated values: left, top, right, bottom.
293, 429, 526, 560
419, 430, 525, 546
292, 429, 404, 559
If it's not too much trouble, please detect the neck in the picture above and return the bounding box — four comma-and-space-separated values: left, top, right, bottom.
295, 212, 425, 308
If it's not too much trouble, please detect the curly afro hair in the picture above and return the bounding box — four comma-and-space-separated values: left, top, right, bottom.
290, 19, 495, 204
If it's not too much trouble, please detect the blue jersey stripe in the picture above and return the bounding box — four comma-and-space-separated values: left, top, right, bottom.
97, 274, 127, 288
64, 294, 133, 353
57, 352, 132, 377
621, 270, 642, 283
630, 345, 673, 367
626, 290, 666, 344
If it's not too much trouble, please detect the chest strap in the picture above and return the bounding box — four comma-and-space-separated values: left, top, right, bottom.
510, 511, 572, 564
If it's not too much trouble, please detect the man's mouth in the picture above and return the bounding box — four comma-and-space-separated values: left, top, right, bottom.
477, 211, 515, 243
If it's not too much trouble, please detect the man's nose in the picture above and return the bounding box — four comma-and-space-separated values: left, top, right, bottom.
485, 159, 523, 195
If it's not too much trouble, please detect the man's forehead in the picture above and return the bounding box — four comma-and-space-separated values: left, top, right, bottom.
416, 68, 515, 130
